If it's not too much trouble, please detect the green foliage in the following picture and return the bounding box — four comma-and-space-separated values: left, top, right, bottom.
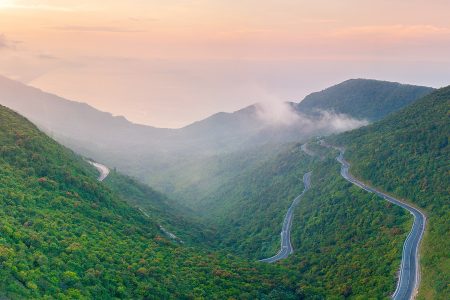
195, 141, 413, 298
330, 86, 450, 299
145, 143, 287, 208
286, 157, 411, 298
104, 170, 215, 245
200, 144, 315, 259
297, 79, 433, 121
0, 105, 304, 299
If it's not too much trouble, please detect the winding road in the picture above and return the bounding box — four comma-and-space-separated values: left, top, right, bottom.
335, 148, 426, 300
88, 144, 425, 298
260, 172, 312, 263
88, 160, 110, 182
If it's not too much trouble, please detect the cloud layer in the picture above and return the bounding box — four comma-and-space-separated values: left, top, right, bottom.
255, 100, 368, 135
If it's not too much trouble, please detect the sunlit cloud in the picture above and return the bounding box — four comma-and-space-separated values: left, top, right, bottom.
332, 24, 450, 40
0, 0, 75, 11
50, 25, 146, 33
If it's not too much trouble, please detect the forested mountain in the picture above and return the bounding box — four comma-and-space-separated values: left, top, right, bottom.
103, 171, 215, 245
199, 144, 314, 258
330, 86, 450, 299
187, 87, 448, 298
188, 138, 413, 298
286, 152, 411, 298
0, 104, 306, 299
0, 76, 432, 201
1, 76, 446, 298
297, 79, 433, 121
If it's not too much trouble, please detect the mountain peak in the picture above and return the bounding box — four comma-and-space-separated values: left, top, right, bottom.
296, 79, 434, 121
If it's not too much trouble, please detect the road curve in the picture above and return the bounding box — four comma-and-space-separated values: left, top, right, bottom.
260, 172, 312, 263
88, 161, 110, 182
336, 149, 426, 300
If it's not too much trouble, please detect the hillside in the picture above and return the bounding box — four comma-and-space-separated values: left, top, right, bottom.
199, 144, 314, 258
286, 154, 411, 298
0, 104, 306, 299
0, 76, 433, 214
0, 76, 431, 187
297, 79, 433, 121
330, 86, 450, 299
103, 171, 216, 245
192, 139, 413, 298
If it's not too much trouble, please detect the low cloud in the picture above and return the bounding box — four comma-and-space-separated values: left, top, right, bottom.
255, 101, 300, 126
307, 110, 369, 133
255, 100, 368, 135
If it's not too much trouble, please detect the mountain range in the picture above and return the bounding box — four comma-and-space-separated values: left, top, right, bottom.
0, 75, 434, 203
0, 76, 447, 298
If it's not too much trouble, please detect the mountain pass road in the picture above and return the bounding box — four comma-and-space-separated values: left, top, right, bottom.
88, 161, 110, 182
336, 149, 426, 300
260, 172, 312, 263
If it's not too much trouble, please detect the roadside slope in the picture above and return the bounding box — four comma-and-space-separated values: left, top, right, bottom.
336, 149, 426, 299
330, 86, 450, 299
259, 172, 312, 263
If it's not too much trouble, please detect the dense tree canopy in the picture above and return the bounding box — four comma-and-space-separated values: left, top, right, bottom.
330, 86, 450, 299
0, 105, 304, 299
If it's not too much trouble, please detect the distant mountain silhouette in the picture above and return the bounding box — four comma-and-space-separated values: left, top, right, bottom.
0, 75, 434, 199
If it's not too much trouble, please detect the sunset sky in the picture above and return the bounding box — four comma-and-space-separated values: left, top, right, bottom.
1, 0, 450, 127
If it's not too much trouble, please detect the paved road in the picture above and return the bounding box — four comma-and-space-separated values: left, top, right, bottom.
88, 161, 110, 182
260, 172, 312, 263
336, 149, 426, 300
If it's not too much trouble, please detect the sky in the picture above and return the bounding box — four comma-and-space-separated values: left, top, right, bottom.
1, 0, 450, 128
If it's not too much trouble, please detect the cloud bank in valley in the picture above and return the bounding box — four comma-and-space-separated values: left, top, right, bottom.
255, 100, 368, 135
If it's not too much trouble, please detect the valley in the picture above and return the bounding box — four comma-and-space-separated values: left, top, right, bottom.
1, 2, 448, 299
0, 79, 447, 299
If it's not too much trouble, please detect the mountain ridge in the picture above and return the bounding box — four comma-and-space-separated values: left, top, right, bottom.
0, 75, 435, 207
296, 78, 434, 121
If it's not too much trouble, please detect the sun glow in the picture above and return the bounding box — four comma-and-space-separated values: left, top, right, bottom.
0, 0, 14, 8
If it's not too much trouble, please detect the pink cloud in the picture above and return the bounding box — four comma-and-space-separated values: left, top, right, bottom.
331, 25, 450, 40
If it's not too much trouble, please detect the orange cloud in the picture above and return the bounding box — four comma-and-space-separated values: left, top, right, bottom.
332, 25, 450, 40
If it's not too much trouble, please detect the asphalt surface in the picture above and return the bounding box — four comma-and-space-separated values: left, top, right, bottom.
336, 149, 426, 300
260, 172, 312, 263
88, 161, 110, 182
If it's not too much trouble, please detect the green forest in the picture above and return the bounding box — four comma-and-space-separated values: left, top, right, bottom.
0, 85, 448, 299
330, 86, 450, 299
297, 79, 433, 121
0, 105, 304, 299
